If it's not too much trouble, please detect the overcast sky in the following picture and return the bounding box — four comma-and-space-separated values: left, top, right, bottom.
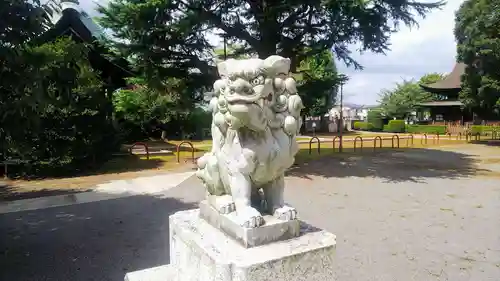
79, 0, 464, 106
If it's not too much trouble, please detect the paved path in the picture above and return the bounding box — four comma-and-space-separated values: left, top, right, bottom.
0, 172, 194, 214
0, 176, 204, 281
1, 145, 499, 281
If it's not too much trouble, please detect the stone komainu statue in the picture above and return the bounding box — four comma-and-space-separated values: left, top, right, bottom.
196, 55, 304, 228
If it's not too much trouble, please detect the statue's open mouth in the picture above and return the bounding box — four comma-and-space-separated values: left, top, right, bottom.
225, 90, 273, 110
225, 91, 262, 104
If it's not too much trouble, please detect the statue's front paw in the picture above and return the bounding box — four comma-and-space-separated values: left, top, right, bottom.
210, 194, 235, 214
273, 205, 297, 221
219, 201, 236, 214
238, 206, 264, 228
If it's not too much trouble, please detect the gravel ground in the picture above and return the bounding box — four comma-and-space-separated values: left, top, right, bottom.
1, 144, 499, 280
282, 144, 500, 281
285, 174, 500, 280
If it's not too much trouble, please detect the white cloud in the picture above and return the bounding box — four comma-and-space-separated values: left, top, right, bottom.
338, 0, 465, 105
79, 0, 464, 106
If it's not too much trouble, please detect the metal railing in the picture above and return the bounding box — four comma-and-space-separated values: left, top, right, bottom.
373, 136, 382, 151
309, 137, 321, 155
130, 142, 149, 160
354, 136, 363, 152
176, 141, 195, 163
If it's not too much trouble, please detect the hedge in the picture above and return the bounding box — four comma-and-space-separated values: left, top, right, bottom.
406, 125, 446, 134
470, 125, 500, 135
384, 120, 406, 133
367, 109, 383, 130
353, 122, 374, 131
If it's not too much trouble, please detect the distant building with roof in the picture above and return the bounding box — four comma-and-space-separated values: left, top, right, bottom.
418, 63, 471, 124
37, 0, 133, 92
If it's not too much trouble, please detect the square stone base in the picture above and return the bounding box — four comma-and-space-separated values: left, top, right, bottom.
125, 209, 336, 281
199, 200, 300, 248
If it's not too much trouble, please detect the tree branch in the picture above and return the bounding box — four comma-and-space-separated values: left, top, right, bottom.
179, 0, 260, 48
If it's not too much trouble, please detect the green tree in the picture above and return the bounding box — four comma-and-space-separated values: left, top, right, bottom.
97, 0, 214, 102
113, 77, 178, 141
1, 0, 60, 166
97, 0, 443, 122
1, 38, 116, 176
214, 44, 251, 61
295, 50, 339, 117
379, 73, 444, 119
0, 0, 58, 47
419, 72, 446, 86
455, 0, 500, 118
101, 0, 443, 70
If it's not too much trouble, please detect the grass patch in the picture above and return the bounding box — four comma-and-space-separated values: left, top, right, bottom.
297, 137, 467, 161
2, 133, 483, 200
482, 158, 500, 164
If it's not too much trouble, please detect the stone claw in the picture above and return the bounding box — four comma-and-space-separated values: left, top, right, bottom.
219, 201, 236, 214
238, 206, 265, 228
273, 205, 297, 221
242, 215, 265, 228
209, 195, 236, 214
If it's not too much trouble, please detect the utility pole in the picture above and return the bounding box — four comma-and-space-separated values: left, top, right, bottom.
337, 74, 348, 152
339, 82, 344, 152
223, 35, 227, 60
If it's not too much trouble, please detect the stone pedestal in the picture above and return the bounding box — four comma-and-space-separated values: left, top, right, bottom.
125, 209, 336, 281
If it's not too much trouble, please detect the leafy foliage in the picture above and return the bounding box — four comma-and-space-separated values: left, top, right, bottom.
113, 77, 213, 141
97, 0, 443, 125
0, 0, 58, 47
455, 0, 500, 118
96, 0, 214, 97
367, 108, 384, 131
214, 44, 251, 61
419, 73, 446, 86
295, 50, 338, 117
353, 121, 374, 131
406, 125, 446, 134
378, 74, 445, 119
113, 77, 179, 141
100, 0, 442, 68
470, 125, 500, 135
385, 120, 406, 133
1, 38, 117, 177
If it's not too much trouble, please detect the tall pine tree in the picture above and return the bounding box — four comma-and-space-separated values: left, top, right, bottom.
455, 0, 500, 119
98, 0, 443, 118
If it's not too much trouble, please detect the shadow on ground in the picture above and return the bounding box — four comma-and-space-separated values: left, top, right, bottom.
0, 182, 92, 201
288, 147, 489, 182
96, 155, 166, 174
123, 140, 208, 153
469, 139, 500, 147
0, 191, 199, 281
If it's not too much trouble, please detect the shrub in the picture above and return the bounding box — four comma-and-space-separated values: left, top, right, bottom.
385, 120, 406, 133
354, 122, 374, 131
406, 125, 446, 134
470, 125, 500, 135
367, 109, 384, 131
353, 121, 363, 130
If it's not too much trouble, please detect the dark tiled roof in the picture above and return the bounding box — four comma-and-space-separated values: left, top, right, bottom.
420, 63, 466, 91
78, 11, 107, 41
